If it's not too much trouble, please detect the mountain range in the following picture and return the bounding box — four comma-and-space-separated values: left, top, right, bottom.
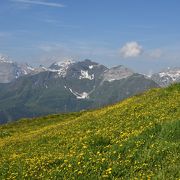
0, 55, 179, 123
151, 67, 180, 87
0, 54, 46, 83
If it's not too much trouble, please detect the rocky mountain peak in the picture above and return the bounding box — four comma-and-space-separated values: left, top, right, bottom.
49, 59, 75, 69
102, 65, 134, 82
48, 59, 75, 78
64, 59, 108, 81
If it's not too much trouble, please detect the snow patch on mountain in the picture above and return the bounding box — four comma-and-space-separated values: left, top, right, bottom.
49, 60, 74, 77
151, 67, 180, 87
108, 78, 116, 82
0, 54, 13, 64
23, 70, 28, 75
79, 70, 94, 80
15, 71, 20, 79
77, 92, 89, 99
27, 66, 35, 71
89, 65, 94, 69
18, 64, 37, 76
69, 88, 89, 99
159, 70, 180, 81
54, 60, 74, 67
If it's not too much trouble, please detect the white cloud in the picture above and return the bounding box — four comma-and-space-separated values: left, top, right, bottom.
11, 0, 65, 8
120, 41, 143, 58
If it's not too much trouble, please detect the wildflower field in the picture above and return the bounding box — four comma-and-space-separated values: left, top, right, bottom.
0, 84, 180, 179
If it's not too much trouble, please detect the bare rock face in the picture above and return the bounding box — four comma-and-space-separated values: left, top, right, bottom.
101, 65, 134, 82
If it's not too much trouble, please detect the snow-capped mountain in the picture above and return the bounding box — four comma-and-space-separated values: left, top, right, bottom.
0, 58, 159, 124
151, 67, 180, 87
0, 54, 28, 83
48, 59, 107, 80
0, 55, 48, 83
47, 59, 107, 99
48, 59, 75, 77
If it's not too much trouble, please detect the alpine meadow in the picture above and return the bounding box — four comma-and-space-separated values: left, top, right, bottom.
0, 84, 179, 179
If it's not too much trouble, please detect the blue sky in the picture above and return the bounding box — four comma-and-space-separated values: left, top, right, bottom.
0, 0, 180, 73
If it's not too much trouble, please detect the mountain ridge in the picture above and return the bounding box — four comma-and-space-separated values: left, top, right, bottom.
0, 55, 180, 86
0, 56, 179, 123
0, 59, 159, 124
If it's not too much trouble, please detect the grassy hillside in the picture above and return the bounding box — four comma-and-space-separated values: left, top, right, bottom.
0, 84, 180, 179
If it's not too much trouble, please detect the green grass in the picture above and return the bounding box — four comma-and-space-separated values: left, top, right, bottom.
0, 84, 180, 179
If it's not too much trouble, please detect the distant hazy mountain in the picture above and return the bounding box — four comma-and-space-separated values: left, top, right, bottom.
0, 59, 159, 124
0, 54, 30, 83
0, 54, 46, 83
151, 67, 180, 87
